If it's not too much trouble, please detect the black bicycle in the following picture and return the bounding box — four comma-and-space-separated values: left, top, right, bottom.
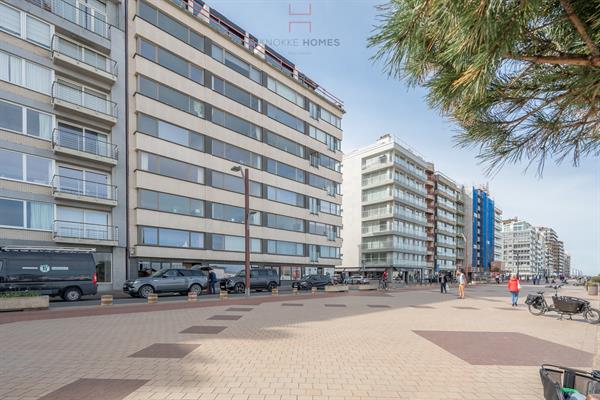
526, 285, 600, 324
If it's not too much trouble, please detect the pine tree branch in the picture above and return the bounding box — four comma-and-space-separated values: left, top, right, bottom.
507, 54, 600, 67
558, 0, 600, 57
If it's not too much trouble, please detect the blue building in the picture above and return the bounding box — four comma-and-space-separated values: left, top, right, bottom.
471, 187, 496, 274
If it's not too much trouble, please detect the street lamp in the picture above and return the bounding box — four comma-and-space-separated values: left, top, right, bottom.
231, 165, 250, 297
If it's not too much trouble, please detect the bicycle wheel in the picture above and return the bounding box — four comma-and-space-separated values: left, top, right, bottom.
528, 303, 546, 316
583, 308, 600, 324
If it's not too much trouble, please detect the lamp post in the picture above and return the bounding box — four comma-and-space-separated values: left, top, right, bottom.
231, 165, 250, 297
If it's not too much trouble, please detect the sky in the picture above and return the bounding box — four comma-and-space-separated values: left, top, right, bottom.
209, 0, 600, 275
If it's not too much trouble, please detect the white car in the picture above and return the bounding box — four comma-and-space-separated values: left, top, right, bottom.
347, 275, 370, 285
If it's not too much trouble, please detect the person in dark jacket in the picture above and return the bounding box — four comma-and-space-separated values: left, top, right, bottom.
208, 270, 217, 294
439, 273, 447, 293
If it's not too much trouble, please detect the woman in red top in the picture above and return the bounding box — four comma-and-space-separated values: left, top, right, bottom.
507, 274, 520, 307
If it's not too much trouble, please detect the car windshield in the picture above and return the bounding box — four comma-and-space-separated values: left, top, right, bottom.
151, 269, 168, 277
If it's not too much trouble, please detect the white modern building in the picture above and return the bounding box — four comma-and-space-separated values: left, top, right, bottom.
502, 218, 545, 277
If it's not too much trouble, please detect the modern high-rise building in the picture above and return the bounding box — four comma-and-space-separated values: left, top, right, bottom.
471, 185, 496, 275
502, 218, 545, 277
126, 0, 344, 283
0, 0, 127, 290
432, 173, 460, 273
564, 252, 571, 277
342, 134, 434, 282
538, 226, 562, 276
493, 206, 503, 265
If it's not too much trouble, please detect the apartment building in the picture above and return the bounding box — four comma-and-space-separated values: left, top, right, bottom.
126, 0, 344, 282
493, 206, 503, 266
471, 185, 496, 275
564, 252, 571, 277
341, 134, 434, 282
433, 173, 460, 273
0, 0, 127, 290
502, 218, 544, 277
538, 227, 563, 276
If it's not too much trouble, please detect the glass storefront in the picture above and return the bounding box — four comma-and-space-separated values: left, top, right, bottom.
93, 252, 112, 282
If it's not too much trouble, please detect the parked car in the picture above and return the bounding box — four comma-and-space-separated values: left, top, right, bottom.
292, 274, 332, 290
220, 269, 279, 293
123, 268, 208, 298
347, 275, 370, 285
0, 250, 97, 301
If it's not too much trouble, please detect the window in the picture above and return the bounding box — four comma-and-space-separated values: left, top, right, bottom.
319, 246, 340, 259
0, 99, 23, 133
137, 113, 204, 151
0, 197, 52, 230
309, 101, 318, 119
138, 76, 204, 118
320, 199, 341, 215
139, 226, 204, 248
265, 131, 305, 158
138, 38, 204, 84
56, 36, 109, 72
210, 44, 261, 83
211, 203, 260, 225
93, 253, 112, 283
210, 171, 262, 197
320, 108, 342, 129
212, 234, 260, 253
0, 149, 52, 185
138, 1, 204, 52
211, 139, 261, 169
0, 51, 52, 95
309, 126, 340, 152
140, 226, 158, 245
266, 214, 304, 232
267, 77, 304, 107
309, 173, 339, 195
210, 76, 260, 111
267, 240, 304, 256
266, 103, 304, 132
26, 108, 53, 139
138, 152, 204, 184
139, 190, 203, 217
266, 186, 304, 207
318, 153, 341, 172
266, 159, 305, 183
211, 108, 261, 140
0, 4, 52, 48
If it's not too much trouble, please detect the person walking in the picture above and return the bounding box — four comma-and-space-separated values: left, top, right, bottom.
439, 272, 447, 294
457, 270, 465, 299
208, 269, 217, 294
381, 270, 388, 290
508, 273, 520, 307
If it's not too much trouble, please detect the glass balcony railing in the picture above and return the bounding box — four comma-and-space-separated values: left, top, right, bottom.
52, 175, 117, 201
52, 36, 117, 76
52, 81, 117, 118
26, 0, 110, 38
53, 220, 118, 242
53, 128, 118, 160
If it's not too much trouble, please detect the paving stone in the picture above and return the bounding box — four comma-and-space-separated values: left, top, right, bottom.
324, 304, 347, 308
281, 303, 303, 307
38, 378, 148, 400
225, 308, 254, 312
207, 315, 243, 321
129, 343, 200, 359
180, 326, 228, 334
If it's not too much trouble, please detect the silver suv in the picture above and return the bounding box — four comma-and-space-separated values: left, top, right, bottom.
123, 268, 208, 298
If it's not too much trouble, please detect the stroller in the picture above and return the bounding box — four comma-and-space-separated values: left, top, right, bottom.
540, 365, 600, 399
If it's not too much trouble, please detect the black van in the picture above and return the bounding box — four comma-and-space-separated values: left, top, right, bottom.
0, 250, 97, 301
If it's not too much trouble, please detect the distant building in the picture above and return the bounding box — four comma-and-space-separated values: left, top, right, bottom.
471, 186, 497, 275
502, 218, 545, 278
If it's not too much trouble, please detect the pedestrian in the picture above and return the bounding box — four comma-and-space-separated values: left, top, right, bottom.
439, 273, 447, 294
208, 269, 217, 294
381, 270, 388, 290
495, 274, 500, 284
457, 270, 465, 299
508, 273, 520, 307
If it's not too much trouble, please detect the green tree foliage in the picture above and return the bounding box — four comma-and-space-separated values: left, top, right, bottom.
369, 0, 600, 173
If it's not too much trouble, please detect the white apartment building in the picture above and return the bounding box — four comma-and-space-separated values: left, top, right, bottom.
494, 206, 504, 265
502, 218, 545, 277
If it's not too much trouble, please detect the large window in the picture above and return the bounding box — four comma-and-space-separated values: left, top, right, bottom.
212, 234, 261, 253
138, 38, 204, 85
0, 3, 52, 48
138, 152, 204, 184
266, 186, 304, 207
210, 171, 262, 197
319, 199, 341, 215
138, 75, 204, 118
211, 76, 260, 111
266, 159, 305, 183
211, 139, 261, 169
319, 246, 340, 259
266, 103, 304, 133
265, 131, 305, 158
0, 149, 52, 185
139, 189, 204, 217
211, 203, 260, 225
267, 240, 304, 256
139, 226, 204, 249
56, 36, 110, 72
309, 126, 340, 152
320, 108, 342, 129
138, 1, 205, 52
266, 214, 304, 232
0, 197, 52, 230
93, 252, 112, 283
308, 173, 339, 195
0, 51, 52, 95
211, 107, 261, 140
137, 113, 204, 151
267, 76, 304, 107
210, 43, 261, 83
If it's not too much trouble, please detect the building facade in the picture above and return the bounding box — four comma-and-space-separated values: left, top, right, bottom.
126, 0, 344, 283
502, 218, 545, 278
433, 173, 460, 273
538, 227, 563, 276
0, 0, 127, 290
471, 186, 496, 276
341, 134, 434, 282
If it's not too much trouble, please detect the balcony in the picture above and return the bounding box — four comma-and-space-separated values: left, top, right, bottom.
53, 220, 118, 246
52, 175, 117, 207
52, 128, 117, 165
51, 36, 117, 83
52, 81, 117, 125
26, 0, 110, 39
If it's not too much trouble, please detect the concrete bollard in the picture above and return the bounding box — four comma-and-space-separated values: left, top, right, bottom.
188, 292, 198, 302
219, 290, 228, 300
292, 287, 298, 295
271, 287, 279, 296
100, 294, 113, 306
147, 293, 158, 304
311, 287, 317, 296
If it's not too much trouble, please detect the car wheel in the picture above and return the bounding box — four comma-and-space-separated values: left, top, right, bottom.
138, 285, 154, 299
234, 283, 245, 294
306, 283, 313, 290
62, 287, 82, 302
188, 284, 202, 295
266, 282, 277, 291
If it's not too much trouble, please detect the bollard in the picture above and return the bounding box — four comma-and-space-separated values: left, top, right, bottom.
311, 287, 317, 296
100, 294, 113, 306
188, 292, 198, 302
271, 287, 279, 296
292, 287, 298, 295
219, 290, 228, 300
147, 293, 158, 304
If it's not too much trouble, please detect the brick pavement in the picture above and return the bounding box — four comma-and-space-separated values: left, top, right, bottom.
0, 284, 596, 400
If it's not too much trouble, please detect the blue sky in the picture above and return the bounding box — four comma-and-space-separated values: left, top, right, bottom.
210, 0, 599, 275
